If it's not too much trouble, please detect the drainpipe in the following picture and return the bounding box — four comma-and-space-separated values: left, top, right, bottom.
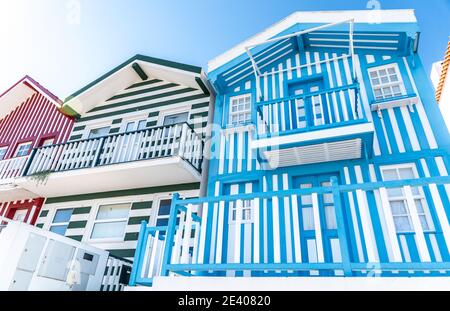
199, 75, 217, 199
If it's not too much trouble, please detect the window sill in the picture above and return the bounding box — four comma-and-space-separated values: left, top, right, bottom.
370, 94, 418, 113
222, 123, 256, 134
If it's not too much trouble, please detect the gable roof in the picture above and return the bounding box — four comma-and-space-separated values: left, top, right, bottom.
63, 54, 211, 117
0, 75, 63, 120
208, 9, 419, 74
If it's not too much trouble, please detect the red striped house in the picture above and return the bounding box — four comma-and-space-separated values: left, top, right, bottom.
0, 76, 74, 224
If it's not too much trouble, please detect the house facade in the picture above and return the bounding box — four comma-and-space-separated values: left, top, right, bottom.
25, 55, 213, 260
0, 76, 74, 225
129, 10, 450, 288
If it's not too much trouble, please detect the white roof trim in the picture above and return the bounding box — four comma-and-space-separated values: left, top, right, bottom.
208, 9, 417, 73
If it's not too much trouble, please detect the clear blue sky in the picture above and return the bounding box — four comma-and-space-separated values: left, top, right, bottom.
1, 0, 449, 99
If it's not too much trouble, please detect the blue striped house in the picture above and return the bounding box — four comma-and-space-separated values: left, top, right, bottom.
129, 9, 450, 288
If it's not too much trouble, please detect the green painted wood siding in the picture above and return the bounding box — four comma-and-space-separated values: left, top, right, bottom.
68, 78, 210, 140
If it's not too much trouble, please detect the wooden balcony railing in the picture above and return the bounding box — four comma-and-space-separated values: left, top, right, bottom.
0, 156, 30, 184
24, 122, 203, 176
130, 175, 450, 286
256, 84, 367, 137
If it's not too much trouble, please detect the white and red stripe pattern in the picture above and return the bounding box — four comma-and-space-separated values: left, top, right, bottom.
0, 92, 73, 159
0, 198, 44, 225
0, 76, 74, 225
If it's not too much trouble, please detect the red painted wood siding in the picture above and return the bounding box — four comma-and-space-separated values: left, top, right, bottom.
0, 92, 74, 158
0, 198, 44, 225
0, 90, 73, 225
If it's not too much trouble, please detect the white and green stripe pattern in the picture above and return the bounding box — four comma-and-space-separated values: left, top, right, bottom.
69, 78, 210, 140
37, 184, 201, 261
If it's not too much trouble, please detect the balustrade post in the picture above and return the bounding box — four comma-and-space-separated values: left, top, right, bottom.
129, 220, 148, 286
92, 137, 106, 167
178, 123, 188, 159
22, 148, 37, 176
331, 177, 352, 276
161, 193, 180, 276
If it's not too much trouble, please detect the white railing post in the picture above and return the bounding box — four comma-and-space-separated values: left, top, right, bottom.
178, 123, 188, 159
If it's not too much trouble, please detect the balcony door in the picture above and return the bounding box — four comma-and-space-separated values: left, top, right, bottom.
288, 79, 328, 129
292, 173, 343, 275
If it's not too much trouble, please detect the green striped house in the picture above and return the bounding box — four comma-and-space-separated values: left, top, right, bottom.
33, 55, 214, 260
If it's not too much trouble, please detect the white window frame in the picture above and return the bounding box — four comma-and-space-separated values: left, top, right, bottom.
82, 121, 112, 140
120, 114, 148, 133
40, 138, 55, 147
151, 196, 173, 227
228, 199, 254, 224
14, 141, 33, 158
380, 163, 434, 233
0, 146, 8, 160
88, 202, 131, 243
157, 106, 190, 127
228, 93, 252, 126
48, 208, 74, 236
368, 63, 406, 101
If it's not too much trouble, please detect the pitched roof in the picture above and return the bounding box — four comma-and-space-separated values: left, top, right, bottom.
63, 54, 210, 117
0, 75, 63, 120
436, 40, 450, 103
208, 9, 418, 73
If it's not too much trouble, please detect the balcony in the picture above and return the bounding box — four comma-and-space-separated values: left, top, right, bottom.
0, 156, 37, 201
19, 123, 203, 198
253, 84, 374, 168
129, 175, 450, 287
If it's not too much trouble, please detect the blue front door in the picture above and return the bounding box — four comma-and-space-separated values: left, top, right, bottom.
288, 79, 328, 129
292, 173, 342, 275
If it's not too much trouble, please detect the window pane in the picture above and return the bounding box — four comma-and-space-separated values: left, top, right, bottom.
387, 187, 404, 197
41, 139, 54, 147
383, 169, 399, 181
53, 209, 73, 223
300, 192, 311, 204
156, 218, 169, 226
89, 127, 110, 139
0, 147, 7, 160
419, 215, 430, 231
158, 200, 172, 216
50, 225, 68, 236
414, 199, 425, 213
302, 207, 315, 230
15, 142, 32, 157
398, 168, 415, 179
324, 205, 337, 229
126, 122, 136, 132
394, 216, 413, 232
390, 75, 399, 82
96, 203, 130, 220
381, 76, 389, 84
392, 85, 401, 94
91, 221, 127, 239
243, 209, 252, 221
163, 112, 188, 126
390, 200, 407, 215
138, 120, 147, 130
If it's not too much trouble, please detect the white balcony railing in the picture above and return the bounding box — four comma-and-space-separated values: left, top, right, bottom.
256, 84, 366, 137
130, 176, 450, 286
0, 156, 30, 184
24, 122, 203, 176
